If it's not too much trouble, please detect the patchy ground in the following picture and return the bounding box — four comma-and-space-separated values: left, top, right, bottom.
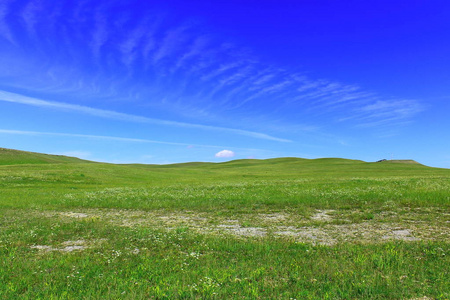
34, 207, 450, 247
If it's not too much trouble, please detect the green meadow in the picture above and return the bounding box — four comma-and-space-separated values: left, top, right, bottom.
0, 147, 449, 299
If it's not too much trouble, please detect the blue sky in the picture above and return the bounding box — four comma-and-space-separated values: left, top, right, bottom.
0, 0, 449, 167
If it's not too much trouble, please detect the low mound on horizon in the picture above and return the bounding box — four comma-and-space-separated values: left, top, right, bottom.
376, 158, 423, 165
385, 159, 422, 165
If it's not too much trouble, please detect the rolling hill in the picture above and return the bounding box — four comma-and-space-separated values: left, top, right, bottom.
0, 147, 92, 165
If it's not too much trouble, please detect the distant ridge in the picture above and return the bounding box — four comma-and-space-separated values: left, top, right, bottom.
0, 147, 428, 168
0, 147, 92, 165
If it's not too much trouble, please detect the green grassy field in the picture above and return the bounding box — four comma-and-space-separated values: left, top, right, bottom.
0, 147, 449, 299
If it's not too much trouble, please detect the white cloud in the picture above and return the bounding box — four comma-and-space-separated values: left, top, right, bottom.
215, 150, 235, 158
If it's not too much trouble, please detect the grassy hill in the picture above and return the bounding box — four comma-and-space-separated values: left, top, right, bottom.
0, 147, 91, 165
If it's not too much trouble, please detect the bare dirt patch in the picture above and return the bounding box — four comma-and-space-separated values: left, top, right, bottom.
31, 240, 87, 252
59, 212, 89, 218
216, 224, 266, 237
44, 207, 449, 245
258, 213, 288, 223
383, 229, 420, 241
275, 226, 335, 246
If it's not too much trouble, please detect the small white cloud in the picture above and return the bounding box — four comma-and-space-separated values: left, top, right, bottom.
215, 150, 235, 158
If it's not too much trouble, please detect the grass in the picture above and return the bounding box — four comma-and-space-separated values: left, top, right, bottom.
0, 148, 449, 299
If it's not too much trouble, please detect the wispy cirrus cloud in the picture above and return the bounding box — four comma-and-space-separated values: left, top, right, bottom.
0, 129, 273, 154
120, 20, 149, 68
351, 100, 424, 128
0, 0, 14, 44
0, 90, 291, 142
0, 128, 202, 146
90, 10, 109, 60
153, 25, 190, 65
0, 0, 424, 135
20, 0, 43, 38
172, 36, 210, 72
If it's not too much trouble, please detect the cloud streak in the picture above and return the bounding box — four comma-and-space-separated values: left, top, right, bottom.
0, 128, 271, 153
0, 90, 291, 142
351, 100, 423, 128
0, 0, 14, 44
